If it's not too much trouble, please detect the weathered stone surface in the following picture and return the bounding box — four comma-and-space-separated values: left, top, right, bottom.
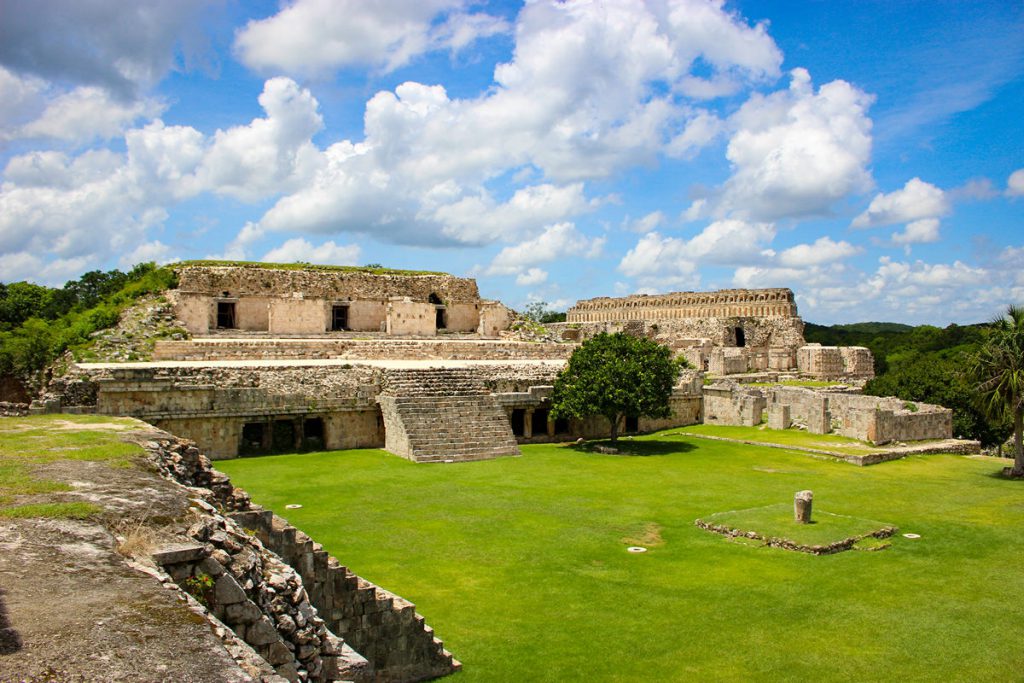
247, 616, 280, 646
152, 542, 209, 565
215, 573, 248, 605
795, 490, 813, 524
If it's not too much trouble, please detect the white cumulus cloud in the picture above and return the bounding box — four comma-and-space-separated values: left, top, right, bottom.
234, 0, 508, 77
487, 222, 604, 277
1007, 169, 1024, 197
691, 68, 875, 221
852, 177, 950, 228
777, 236, 861, 267
262, 238, 361, 265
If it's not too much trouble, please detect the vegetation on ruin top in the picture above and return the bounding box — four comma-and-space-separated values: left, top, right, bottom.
0, 414, 141, 519
220, 432, 1024, 681
1, 262, 180, 383
174, 259, 449, 277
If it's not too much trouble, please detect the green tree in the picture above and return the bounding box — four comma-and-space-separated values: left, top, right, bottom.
551, 332, 683, 442
969, 305, 1024, 476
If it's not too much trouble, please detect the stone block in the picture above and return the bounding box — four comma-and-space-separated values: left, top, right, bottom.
768, 403, 791, 430
247, 615, 280, 646
153, 542, 208, 565
214, 573, 247, 605
224, 600, 263, 625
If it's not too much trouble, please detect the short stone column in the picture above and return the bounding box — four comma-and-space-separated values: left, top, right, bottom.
794, 490, 813, 524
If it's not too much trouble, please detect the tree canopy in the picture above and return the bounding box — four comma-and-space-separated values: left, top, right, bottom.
551, 332, 683, 442
969, 304, 1024, 475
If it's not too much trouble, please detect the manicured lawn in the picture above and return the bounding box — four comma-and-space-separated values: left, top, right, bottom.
219, 432, 1024, 682
676, 423, 885, 455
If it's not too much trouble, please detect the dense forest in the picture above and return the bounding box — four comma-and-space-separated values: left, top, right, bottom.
805, 320, 1011, 447
0, 263, 176, 384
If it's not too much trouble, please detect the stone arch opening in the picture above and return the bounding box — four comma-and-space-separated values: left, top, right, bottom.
735, 327, 746, 348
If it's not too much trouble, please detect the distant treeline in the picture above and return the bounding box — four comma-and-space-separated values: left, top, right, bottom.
0, 263, 177, 382
805, 320, 1010, 446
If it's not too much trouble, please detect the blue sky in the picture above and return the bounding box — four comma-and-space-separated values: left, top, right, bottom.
0, 0, 1021, 324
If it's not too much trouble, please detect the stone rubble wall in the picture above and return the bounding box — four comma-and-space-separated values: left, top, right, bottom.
230, 510, 461, 682
549, 316, 806, 350
143, 431, 460, 682
176, 265, 481, 303
153, 338, 576, 362
0, 401, 29, 417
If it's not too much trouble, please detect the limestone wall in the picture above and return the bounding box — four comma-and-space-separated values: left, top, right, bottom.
478, 301, 514, 337
797, 344, 875, 379
702, 384, 766, 426
385, 299, 436, 336
153, 338, 575, 362
567, 288, 798, 322
176, 265, 481, 302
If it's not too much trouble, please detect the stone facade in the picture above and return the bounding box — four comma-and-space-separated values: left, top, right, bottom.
174, 265, 490, 337
558, 287, 818, 376
797, 344, 874, 379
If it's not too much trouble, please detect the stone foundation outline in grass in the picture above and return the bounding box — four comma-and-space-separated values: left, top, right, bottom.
695, 504, 898, 555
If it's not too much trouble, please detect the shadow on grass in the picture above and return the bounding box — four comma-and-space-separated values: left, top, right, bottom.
568, 439, 696, 457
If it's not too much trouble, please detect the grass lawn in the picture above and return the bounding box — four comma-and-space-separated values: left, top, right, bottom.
218, 431, 1024, 682
675, 423, 886, 456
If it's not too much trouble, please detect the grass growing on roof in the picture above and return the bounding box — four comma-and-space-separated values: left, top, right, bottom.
0, 414, 142, 518
174, 259, 447, 277
219, 430, 1024, 681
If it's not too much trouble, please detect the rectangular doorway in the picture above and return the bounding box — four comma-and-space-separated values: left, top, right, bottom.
331, 304, 349, 331
217, 301, 236, 329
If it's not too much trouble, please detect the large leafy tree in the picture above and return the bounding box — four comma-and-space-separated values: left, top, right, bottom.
970, 305, 1024, 476
551, 332, 683, 442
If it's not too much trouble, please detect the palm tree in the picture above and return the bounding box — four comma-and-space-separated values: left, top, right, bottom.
971, 304, 1024, 476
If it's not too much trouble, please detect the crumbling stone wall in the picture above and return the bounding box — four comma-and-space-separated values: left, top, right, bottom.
567, 288, 798, 321
702, 383, 766, 426
145, 430, 460, 682
797, 344, 874, 379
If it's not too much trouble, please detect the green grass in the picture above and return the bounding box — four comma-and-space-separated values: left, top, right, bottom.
0, 414, 142, 518
219, 432, 1024, 681
700, 503, 894, 546
676, 423, 886, 455
0, 501, 103, 519
174, 259, 446, 276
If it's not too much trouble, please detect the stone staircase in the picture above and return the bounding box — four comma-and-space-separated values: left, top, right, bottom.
379, 368, 520, 463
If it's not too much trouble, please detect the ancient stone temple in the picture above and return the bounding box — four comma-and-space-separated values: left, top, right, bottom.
561, 288, 808, 374
172, 264, 512, 337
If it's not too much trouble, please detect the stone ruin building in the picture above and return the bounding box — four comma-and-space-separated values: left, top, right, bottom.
560, 288, 873, 378
36, 262, 956, 464
174, 264, 513, 337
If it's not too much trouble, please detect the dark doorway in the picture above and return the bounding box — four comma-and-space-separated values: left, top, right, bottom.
240, 422, 266, 455
429, 293, 447, 329
217, 302, 236, 329
303, 417, 325, 450
624, 415, 640, 433
553, 417, 570, 435
533, 408, 550, 435
428, 293, 443, 304
735, 327, 746, 347
331, 305, 349, 331
272, 420, 296, 452
510, 409, 526, 437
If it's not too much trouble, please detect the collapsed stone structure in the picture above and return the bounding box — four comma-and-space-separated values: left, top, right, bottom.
561, 288, 873, 379
703, 381, 953, 445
